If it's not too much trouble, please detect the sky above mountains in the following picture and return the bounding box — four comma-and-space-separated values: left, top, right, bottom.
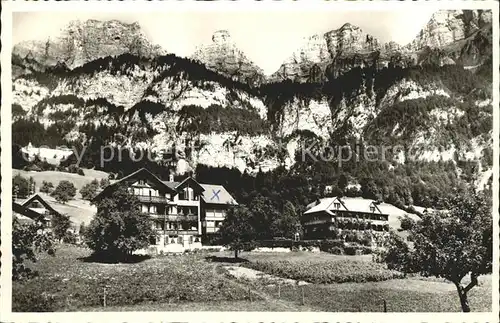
13, 10, 436, 74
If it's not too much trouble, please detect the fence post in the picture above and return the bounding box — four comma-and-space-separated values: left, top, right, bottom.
248, 286, 252, 302
103, 286, 107, 307
301, 286, 305, 305
278, 284, 281, 299
383, 299, 387, 312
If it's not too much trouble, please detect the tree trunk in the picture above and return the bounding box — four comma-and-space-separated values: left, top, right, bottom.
454, 282, 471, 312
234, 249, 239, 259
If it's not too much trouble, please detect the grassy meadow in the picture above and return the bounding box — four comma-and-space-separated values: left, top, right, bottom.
14, 168, 109, 198
14, 169, 108, 226
12, 245, 492, 312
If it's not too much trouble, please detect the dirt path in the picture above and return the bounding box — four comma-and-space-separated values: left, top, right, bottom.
211, 264, 314, 311
224, 265, 310, 286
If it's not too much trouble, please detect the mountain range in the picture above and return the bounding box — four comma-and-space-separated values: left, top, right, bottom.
12, 9, 494, 200
13, 9, 492, 83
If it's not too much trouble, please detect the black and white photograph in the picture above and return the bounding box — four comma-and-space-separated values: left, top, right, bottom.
1, 0, 498, 320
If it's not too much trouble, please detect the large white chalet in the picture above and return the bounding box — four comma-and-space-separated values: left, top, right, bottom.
93, 168, 238, 252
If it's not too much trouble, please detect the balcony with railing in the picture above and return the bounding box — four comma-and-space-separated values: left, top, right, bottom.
136, 195, 169, 204
162, 229, 199, 235
165, 214, 198, 222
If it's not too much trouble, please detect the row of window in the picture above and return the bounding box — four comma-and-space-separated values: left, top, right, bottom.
306, 212, 387, 223
133, 181, 198, 201
305, 223, 389, 234
141, 205, 199, 216
150, 235, 202, 245
332, 202, 377, 213
205, 220, 223, 228
154, 221, 198, 231
205, 209, 225, 218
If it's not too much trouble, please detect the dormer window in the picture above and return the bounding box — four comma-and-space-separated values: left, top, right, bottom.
370, 205, 375, 212
334, 202, 341, 209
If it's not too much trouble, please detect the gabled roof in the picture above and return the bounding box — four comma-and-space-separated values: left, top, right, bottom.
13, 201, 49, 222
163, 181, 180, 190
304, 197, 337, 215
304, 196, 386, 215
200, 184, 238, 205
94, 168, 238, 205
22, 194, 61, 216
93, 168, 176, 201
172, 177, 205, 192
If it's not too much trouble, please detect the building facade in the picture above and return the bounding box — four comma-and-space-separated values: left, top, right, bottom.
302, 196, 389, 239
94, 168, 237, 252
20, 193, 62, 226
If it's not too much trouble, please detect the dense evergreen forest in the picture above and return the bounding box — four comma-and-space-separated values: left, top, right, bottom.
12, 52, 492, 212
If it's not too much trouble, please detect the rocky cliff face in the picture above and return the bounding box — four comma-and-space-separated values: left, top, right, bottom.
13, 19, 165, 71
270, 23, 410, 83
11, 10, 493, 185
408, 9, 492, 51
270, 9, 492, 83
192, 30, 265, 86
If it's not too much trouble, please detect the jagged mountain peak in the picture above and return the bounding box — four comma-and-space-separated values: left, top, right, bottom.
338, 22, 362, 31
211, 30, 232, 44
407, 9, 493, 51
270, 9, 493, 83
191, 30, 265, 85
270, 22, 384, 82
13, 19, 165, 71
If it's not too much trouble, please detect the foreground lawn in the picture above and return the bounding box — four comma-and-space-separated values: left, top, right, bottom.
12, 245, 254, 312
257, 279, 492, 312
82, 300, 308, 312
213, 251, 492, 312
13, 245, 492, 312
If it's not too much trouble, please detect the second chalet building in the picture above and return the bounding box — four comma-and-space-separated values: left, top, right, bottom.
94, 168, 237, 251
303, 196, 389, 239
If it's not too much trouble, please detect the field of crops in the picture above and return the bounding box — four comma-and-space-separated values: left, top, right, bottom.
242, 259, 404, 284
12, 245, 257, 312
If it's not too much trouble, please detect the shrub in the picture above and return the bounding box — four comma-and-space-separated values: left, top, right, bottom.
258, 239, 294, 248
51, 181, 76, 203
79, 222, 86, 237
77, 168, 85, 176
80, 179, 100, 201
40, 181, 54, 194
329, 246, 344, 255
361, 231, 373, 246
51, 213, 72, 242
12, 218, 55, 281
296, 240, 322, 248
12, 285, 57, 312
400, 215, 416, 231
319, 239, 344, 252
359, 246, 373, 255
344, 246, 360, 255
13, 174, 30, 199
67, 164, 79, 174
100, 177, 111, 188
63, 231, 78, 244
